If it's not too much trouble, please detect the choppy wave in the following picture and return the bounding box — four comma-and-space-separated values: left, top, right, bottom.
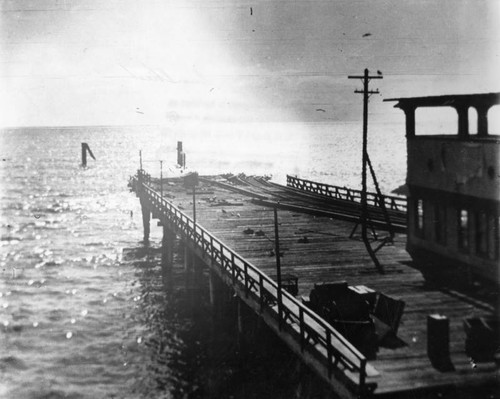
0, 356, 28, 371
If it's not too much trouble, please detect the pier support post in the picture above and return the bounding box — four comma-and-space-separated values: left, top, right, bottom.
294, 361, 309, 399
183, 244, 190, 271
293, 360, 330, 399
82, 143, 87, 167
140, 197, 150, 243
161, 226, 175, 289
237, 297, 244, 335
81, 142, 96, 167
183, 242, 196, 273
177, 141, 186, 168
236, 297, 245, 352
208, 269, 216, 308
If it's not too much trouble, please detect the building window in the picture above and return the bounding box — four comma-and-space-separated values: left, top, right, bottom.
475, 212, 487, 256
415, 199, 424, 237
434, 204, 447, 245
458, 209, 469, 251
488, 215, 500, 261
497, 216, 500, 261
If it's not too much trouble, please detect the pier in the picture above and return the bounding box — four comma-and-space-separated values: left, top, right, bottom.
129, 169, 498, 399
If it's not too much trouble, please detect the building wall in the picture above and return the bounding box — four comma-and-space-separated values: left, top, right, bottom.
407, 137, 500, 201
407, 193, 499, 284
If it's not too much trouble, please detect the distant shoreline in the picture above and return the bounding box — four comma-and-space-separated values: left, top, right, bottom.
0, 120, 405, 131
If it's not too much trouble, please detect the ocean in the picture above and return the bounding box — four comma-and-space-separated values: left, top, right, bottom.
0, 124, 406, 398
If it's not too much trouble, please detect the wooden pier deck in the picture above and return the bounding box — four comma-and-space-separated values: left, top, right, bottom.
130, 170, 498, 398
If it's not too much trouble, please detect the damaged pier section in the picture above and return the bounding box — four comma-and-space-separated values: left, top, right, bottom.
129, 170, 498, 399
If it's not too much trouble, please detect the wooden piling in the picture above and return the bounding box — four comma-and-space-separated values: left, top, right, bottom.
237, 298, 243, 334
161, 226, 175, 268
183, 244, 190, 272
81, 142, 96, 167
161, 226, 175, 289
82, 143, 87, 167
177, 141, 185, 168
208, 270, 216, 307
236, 297, 245, 352
140, 197, 150, 243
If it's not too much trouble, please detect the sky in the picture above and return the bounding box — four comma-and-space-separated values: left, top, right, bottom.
1, 0, 499, 127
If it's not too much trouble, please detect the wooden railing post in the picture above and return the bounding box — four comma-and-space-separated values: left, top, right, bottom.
326, 329, 333, 377
277, 298, 282, 331
244, 262, 249, 297
287, 175, 407, 214
359, 358, 367, 388
299, 307, 305, 351
209, 235, 214, 265
259, 274, 264, 312
231, 253, 236, 284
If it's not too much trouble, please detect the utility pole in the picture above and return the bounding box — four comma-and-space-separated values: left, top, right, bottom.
348, 68, 384, 273
273, 207, 283, 330
160, 160, 163, 198
184, 172, 199, 227
192, 185, 196, 226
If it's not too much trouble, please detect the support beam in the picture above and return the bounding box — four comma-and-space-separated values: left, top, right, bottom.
403, 106, 416, 137
455, 105, 469, 137
476, 105, 490, 137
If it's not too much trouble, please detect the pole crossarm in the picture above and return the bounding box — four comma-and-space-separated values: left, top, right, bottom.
354, 90, 380, 95
347, 75, 383, 79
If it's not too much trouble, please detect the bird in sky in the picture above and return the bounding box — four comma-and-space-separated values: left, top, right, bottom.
362, 33, 372, 37
377, 70, 383, 75
316, 108, 326, 112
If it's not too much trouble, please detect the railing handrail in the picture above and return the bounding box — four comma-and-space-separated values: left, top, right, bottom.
286, 175, 407, 212
132, 172, 370, 390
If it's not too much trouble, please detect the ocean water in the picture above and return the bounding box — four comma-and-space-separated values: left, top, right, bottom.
0, 124, 406, 398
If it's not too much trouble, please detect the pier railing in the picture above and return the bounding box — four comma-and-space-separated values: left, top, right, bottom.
132, 170, 373, 395
287, 175, 407, 213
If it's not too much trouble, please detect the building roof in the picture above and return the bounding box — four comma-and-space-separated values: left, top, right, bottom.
384, 92, 500, 110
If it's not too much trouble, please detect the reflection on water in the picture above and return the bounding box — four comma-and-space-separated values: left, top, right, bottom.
127, 243, 332, 399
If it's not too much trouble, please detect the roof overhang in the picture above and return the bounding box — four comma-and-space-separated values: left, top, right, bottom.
384, 92, 500, 110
